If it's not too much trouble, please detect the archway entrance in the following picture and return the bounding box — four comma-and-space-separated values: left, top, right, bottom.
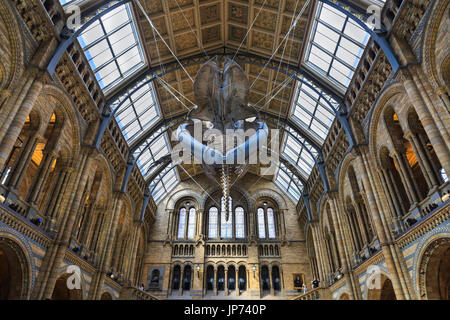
367, 274, 396, 300
100, 292, 113, 300
0, 238, 30, 300
51, 274, 83, 300
419, 238, 450, 300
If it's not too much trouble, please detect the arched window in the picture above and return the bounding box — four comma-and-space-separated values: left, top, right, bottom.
235, 207, 245, 238
267, 208, 276, 238
208, 207, 218, 238
257, 208, 266, 238
177, 208, 186, 239
187, 208, 196, 239
221, 197, 233, 238
258, 207, 277, 239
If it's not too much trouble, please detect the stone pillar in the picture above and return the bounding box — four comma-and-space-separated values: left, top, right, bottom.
0, 70, 36, 144
224, 266, 228, 296
88, 194, 123, 299
401, 67, 450, 175
408, 132, 440, 190
33, 147, 96, 300
213, 267, 217, 296
379, 167, 404, 225
27, 150, 57, 204
43, 166, 71, 232
235, 268, 240, 296
268, 266, 274, 296
6, 132, 39, 190
178, 267, 184, 296
392, 151, 420, 206
328, 194, 360, 299
0, 70, 45, 170
355, 146, 416, 299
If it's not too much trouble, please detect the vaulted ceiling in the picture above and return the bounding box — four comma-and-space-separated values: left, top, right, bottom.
63, 0, 383, 203
134, 0, 312, 119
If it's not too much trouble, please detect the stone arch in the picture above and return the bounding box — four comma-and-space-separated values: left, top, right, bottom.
0, 232, 33, 300
413, 227, 450, 300
251, 188, 288, 210
51, 272, 84, 300
166, 189, 202, 211
338, 291, 351, 300
100, 291, 113, 300
0, 0, 24, 90
200, 184, 252, 211
368, 83, 406, 162
366, 272, 396, 300
422, 0, 450, 89
39, 85, 83, 166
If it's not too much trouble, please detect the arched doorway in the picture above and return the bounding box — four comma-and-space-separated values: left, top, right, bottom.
367, 274, 396, 300
206, 266, 214, 291
0, 238, 30, 300
182, 265, 192, 291
227, 266, 236, 291
418, 238, 450, 300
51, 274, 83, 300
172, 265, 181, 290
272, 266, 281, 291
100, 292, 113, 300
238, 266, 247, 291
261, 266, 270, 291
217, 266, 225, 291
339, 293, 350, 300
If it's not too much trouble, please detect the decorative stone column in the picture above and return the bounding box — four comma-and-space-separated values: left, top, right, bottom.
401, 67, 450, 176
34, 146, 96, 300
6, 131, 40, 191
235, 267, 240, 296
213, 267, 218, 296
354, 146, 416, 299
178, 267, 184, 296
224, 266, 228, 296
0, 69, 46, 170
27, 150, 58, 205
268, 265, 274, 296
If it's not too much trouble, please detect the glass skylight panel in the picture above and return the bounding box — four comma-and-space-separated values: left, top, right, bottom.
133, 131, 170, 180
115, 82, 161, 144
151, 165, 179, 203
274, 163, 303, 202
77, 3, 145, 92
290, 80, 337, 144
304, 2, 370, 89
282, 125, 317, 179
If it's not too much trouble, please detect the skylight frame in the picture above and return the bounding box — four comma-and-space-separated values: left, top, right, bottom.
274, 162, 303, 203
151, 164, 179, 203
114, 81, 162, 144
303, 2, 370, 92
290, 80, 337, 145
133, 129, 172, 180
77, 3, 147, 93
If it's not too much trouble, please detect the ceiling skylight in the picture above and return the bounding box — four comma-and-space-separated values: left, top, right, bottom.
304, 2, 370, 90
290, 80, 338, 145
274, 162, 303, 202
114, 82, 161, 144
150, 165, 179, 203
77, 3, 145, 92
282, 125, 319, 179
133, 130, 171, 180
